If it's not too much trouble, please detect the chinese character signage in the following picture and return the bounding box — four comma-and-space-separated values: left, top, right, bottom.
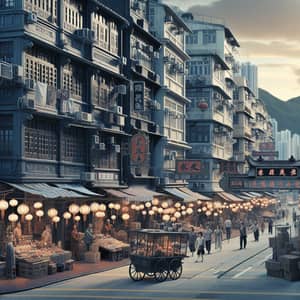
176, 160, 201, 175
259, 142, 275, 151
252, 151, 279, 157
130, 133, 148, 165
133, 81, 145, 111
256, 168, 298, 177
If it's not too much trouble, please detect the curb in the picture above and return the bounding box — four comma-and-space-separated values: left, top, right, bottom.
0, 261, 129, 296
217, 246, 270, 278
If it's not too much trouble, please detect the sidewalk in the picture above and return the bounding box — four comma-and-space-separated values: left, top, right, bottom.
0, 259, 129, 295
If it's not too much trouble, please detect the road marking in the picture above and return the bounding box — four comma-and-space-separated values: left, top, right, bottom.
232, 266, 253, 278
255, 254, 272, 266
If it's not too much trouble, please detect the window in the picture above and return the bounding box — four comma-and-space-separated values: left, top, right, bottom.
64, 0, 83, 31
233, 114, 239, 125
92, 75, 115, 109
187, 58, 210, 76
187, 124, 210, 143
0, 115, 13, 156
96, 135, 118, 169
24, 0, 57, 21
62, 127, 86, 163
24, 117, 57, 160
203, 30, 216, 44
0, 0, 15, 8
0, 41, 13, 63
186, 32, 198, 44
63, 63, 83, 100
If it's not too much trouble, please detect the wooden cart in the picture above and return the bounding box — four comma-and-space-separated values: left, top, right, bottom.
128, 230, 188, 282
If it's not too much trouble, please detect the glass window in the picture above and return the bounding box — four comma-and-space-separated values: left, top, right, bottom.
203, 30, 216, 44
0, 115, 13, 156
0, 41, 13, 62
187, 124, 210, 143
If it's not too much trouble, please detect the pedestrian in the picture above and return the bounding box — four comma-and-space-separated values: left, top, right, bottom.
261, 219, 265, 234
252, 222, 259, 242
71, 224, 81, 261
239, 221, 247, 249
293, 208, 297, 224
195, 232, 205, 263
268, 218, 273, 235
84, 223, 94, 251
204, 226, 213, 254
214, 225, 222, 250
224, 218, 232, 241
188, 227, 197, 257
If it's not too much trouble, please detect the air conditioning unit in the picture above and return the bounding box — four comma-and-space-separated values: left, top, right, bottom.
0, 62, 13, 80
24, 78, 35, 90
122, 56, 127, 65
93, 135, 100, 145
116, 115, 125, 126
115, 84, 127, 95
99, 143, 106, 151
148, 45, 154, 53
75, 112, 93, 122
114, 144, 121, 153
81, 172, 96, 182
27, 11, 38, 24
113, 105, 123, 114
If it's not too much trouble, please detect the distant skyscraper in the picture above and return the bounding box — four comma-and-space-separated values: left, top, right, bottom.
277, 129, 292, 160
292, 134, 300, 160
241, 62, 258, 98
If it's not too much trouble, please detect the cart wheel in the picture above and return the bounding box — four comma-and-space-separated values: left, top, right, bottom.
154, 260, 169, 282
129, 264, 145, 281
169, 259, 182, 280
146, 273, 155, 278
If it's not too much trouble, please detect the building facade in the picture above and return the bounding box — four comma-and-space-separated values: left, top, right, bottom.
241, 62, 258, 98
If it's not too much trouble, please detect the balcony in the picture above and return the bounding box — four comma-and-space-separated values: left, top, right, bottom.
164, 28, 184, 52
235, 101, 254, 118
233, 124, 252, 139
233, 152, 245, 162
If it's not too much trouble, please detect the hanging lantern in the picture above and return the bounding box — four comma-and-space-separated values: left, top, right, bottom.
158, 207, 164, 214
130, 204, 136, 210
135, 206, 141, 211
161, 201, 168, 209
95, 211, 105, 218
206, 211, 212, 216
36, 209, 44, 221
197, 208, 202, 213
122, 206, 129, 213
186, 207, 193, 215
0, 200, 8, 219
90, 202, 99, 213
181, 205, 186, 210
74, 215, 81, 222
169, 208, 176, 214
139, 204, 145, 210
152, 206, 158, 212
152, 198, 159, 206
108, 203, 115, 209
17, 204, 29, 221
198, 100, 209, 111
145, 202, 151, 208
149, 210, 154, 216
142, 210, 147, 216
69, 203, 80, 216
174, 211, 181, 219
47, 208, 58, 218
202, 206, 207, 212
214, 212, 218, 217
175, 202, 181, 208
181, 211, 187, 216
9, 198, 18, 207
52, 216, 60, 228
8, 213, 18, 224
25, 214, 33, 221
122, 213, 130, 221
80, 204, 91, 221
63, 212, 72, 225
197, 200, 202, 205
171, 216, 176, 222
111, 215, 117, 221
114, 203, 121, 211
33, 202, 43, 209
188, 203, 194, 208
99, 204, 106, 211
162, 214, 170, 222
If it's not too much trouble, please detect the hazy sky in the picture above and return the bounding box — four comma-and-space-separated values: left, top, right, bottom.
164, 0, 300, 101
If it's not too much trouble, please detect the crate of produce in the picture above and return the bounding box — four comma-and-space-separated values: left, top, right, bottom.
18, 259, 49, 279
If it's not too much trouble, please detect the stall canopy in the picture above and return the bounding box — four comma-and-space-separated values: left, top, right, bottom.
178, 187, 212, 201
103, 189, 136, 200
242, 192, 256, 199
55, 184, 103, 197
216, 192, 243, 203
248, 192, 263, 198
121, 186, 164, 202
235, 193, 252, 201
263, 192, 277, 198
7, 183, 87, 199
164, 188, 194, 203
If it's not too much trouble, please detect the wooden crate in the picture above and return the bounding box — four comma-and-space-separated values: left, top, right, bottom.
18, 259, 49, 279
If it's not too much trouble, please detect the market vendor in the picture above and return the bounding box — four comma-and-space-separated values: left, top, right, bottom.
104, 219, 113, 236
71, 224, 81, 260
13, 222, 22, 245
84, 223, 94, 251
41, 225, 53, 247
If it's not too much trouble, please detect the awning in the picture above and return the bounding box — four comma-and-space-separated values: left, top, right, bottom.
216, 192, 243, 203
236, 194, 252, 201
164, 188, 195, 203
7, 183, 87, 199
55, 184, 102, 196
121, 186, 164, 202
264, 192, 277, 198
178, 187, 212, 201
242, 192, 256, 198
248, 192, 263, 198
104, 189, 135, 199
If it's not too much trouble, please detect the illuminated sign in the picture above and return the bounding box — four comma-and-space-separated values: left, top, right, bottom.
256, 168, 298, 177
176, 160, 201, 175
131, 133, 148, 165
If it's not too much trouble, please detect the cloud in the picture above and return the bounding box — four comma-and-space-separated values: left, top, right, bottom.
293, 68, 300, 85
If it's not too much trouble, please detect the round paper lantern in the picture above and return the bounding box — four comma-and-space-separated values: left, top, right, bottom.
181, 211, 186, 216
198, 101, 209, 111
188, 203, 194, 208
174, 211, 181, 219
80, 204, 90, 221
47, 208, 58, 218
149, 210, 154, 216
205, 211, 212, 216
108, 203, 115, 209
90, 202, 99, 213
158, 207, 164, 214
17, 204, 29, 221
152, 206, 158, 212
170, 208, 176, 214
162, 214, 170, 222
181, 205, 186, 211
8, 213, 18, 223
135, 206, 141, 211
36, 210, 44, 218
175, 202, 181, 208
202, 207, 207, 212
111, 215, 116, 221
74, 215, 81, 222
9, 198, 18, 207
25, 214, 33, 221
69, 203, 80, 215
152, 198, 159, 206
33, 202, 43, 209
171, 217, 176, 222
122, 213, 130, 221
114, 204, 121, 211
0, 199, 8, 219
52, 216, 60, 227
197, 200, 202, 205
95, 211, 105, 218
186, 207, 193, 215
145, 202, 151, 208
139, 204, 144, 210
99, 204, 106, 211
161, 201, 168, 209
130, 204, 136, 210
214, 212, 218, 217
63, 212, 72, 225
197, 208, 202, 213
142, 210, 147, 216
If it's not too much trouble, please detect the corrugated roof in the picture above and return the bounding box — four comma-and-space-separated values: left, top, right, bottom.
122, 186, 164, 202
216, 192, 243, 203
164, 188, 194, 203
55, 184, 102, 196
178, 187, 212, 201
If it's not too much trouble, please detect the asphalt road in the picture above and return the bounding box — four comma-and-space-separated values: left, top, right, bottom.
2, 229, 300, 300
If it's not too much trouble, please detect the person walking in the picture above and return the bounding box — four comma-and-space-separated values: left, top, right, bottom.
214, 225, 222, 251
252, 222, 259, 242
224, 218, 232, 241
268, 218, 273, 235
204, 226, 213, 254
71, 224, 81, 261
261, 219, 265, 235
188, 227, 197, 257
293, 208, 297, 227
195, 232, 205, 263
240, 221, 247, 249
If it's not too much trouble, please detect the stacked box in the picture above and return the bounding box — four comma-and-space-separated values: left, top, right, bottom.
84, 251, 100, 263
18, 259, 49, 279
279, 255, 300, 281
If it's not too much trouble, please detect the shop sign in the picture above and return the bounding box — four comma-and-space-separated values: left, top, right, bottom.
252, 151, 279, 157
256, 168, 298, 177
131, 133, 148, 165
176, 160, 201, 175
133, 81, 145, 111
